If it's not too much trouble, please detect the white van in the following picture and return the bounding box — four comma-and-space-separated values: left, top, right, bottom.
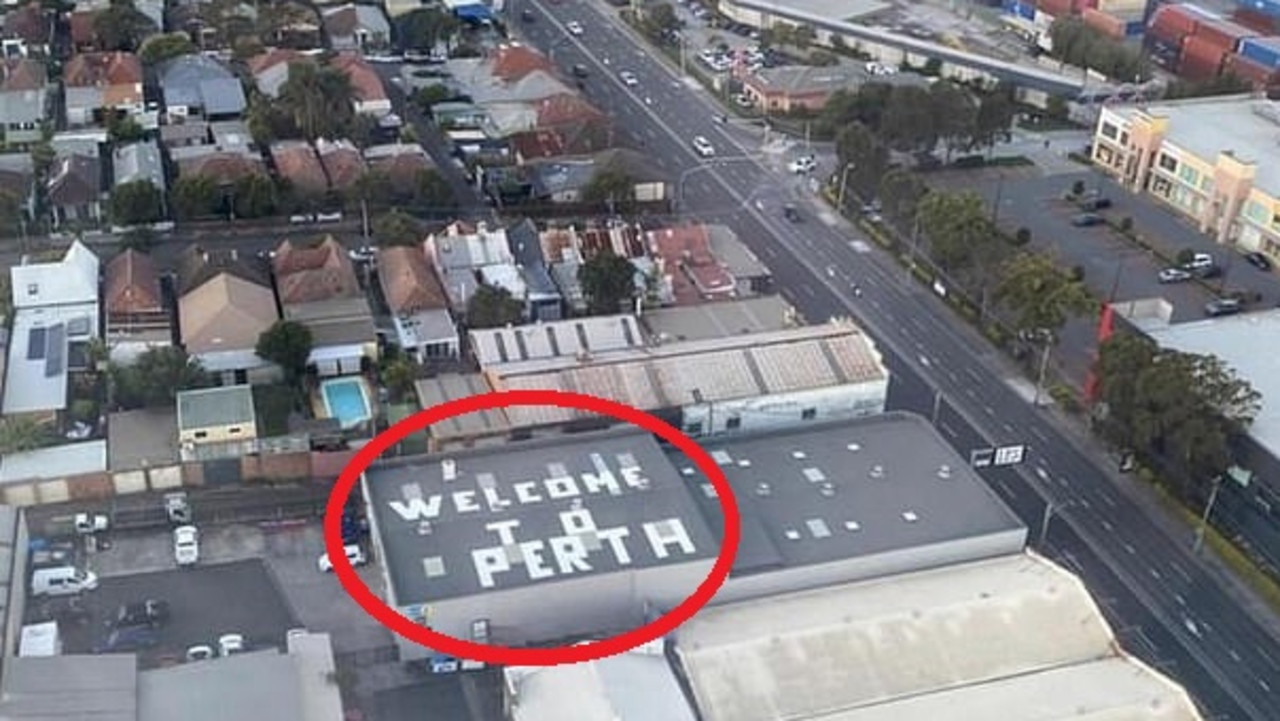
31, 566, 98, 597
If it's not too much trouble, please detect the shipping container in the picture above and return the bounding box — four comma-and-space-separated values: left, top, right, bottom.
1241, 0, 1280, 21
1191, 17, 1257, 53
1224, 51, 1280, 87
1095, 0, 1145, 14
1233, 8, 1278, 35
1037, 0, 1076, 17
1239, 35, 1280, 67
1149, 5, 1207, 43
1125, 18, 1146, 35
1084, 7, 1127, 37
1016, 1, 1036, 20
1180, 33, 1230, 79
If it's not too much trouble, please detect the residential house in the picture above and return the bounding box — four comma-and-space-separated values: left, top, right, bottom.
271, 140, 328, 196
176, 385, 257, 445
272, 237, 377, 376
507, 93, 610, 160
176, 246, 280, 385
2, 3, 50, 57
63, 52, 143, 128
378, 246, 459, 361
648, 224, 737, 305
527, 148, 667, 204
50, 128, 105, 159
173, 122, 265, 190
539, 221, 656, 312
0, 58, 44, 146
103, 248, 172, 363
247, 48, 313, 99
160, 120, 211, 149
423, 220, 525, 311
321, 4, 389, 51
3, 240, 99, 419
112, 139, 166, 197
47, 154, 102, 228
158, 54, 247, 121
741, 65, 861, 113
430, 101, 488, 129
329, 53, 390, 117
315, 138, 365, 191
707, 223, 772, 296
506, 218, 561, 321
68, 0, 160, 51
364, 141, 433, 186
0, 153, 34, 221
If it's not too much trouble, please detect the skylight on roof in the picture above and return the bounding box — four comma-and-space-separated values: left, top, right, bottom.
803, 467, 826, 483
791, 450, 807, 460
902, 511, 919, 523
712, 450, 733, 465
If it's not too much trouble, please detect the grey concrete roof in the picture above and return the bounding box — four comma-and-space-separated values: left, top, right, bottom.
706, 224, 768, 279
469, 315, 645, 366
674, 412, 1025, 575
159, 55, 247, 116
0, 655, 138, 721
365, 429, 720, 603
113, 139, 166, 191
414, 373, 509, 441
641, 296, 794, 343
507, 218, 559, 298
0, 440, 107, 483
507, 649, 698, 721
107, 409, 179, 471
176, 385, 256, 431
138, 650, 306, 721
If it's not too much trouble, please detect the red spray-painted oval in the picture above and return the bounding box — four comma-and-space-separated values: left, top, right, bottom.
324, 388, 741, 666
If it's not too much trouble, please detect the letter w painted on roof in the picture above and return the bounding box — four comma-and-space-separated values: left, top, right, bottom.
389, 496, 443, 521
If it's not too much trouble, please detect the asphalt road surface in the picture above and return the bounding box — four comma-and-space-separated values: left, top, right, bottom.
516, 2, 1280, 717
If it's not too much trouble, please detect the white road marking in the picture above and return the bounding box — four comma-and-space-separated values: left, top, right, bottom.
1174, 594, 1185, 606
1101, 520, 1113, 532
1123, 543, 1136, 555
918, 355, 931, 367
1030, 426, 1049, 443
1035, 466, 1049, 481
940, 422, 958, 439
1260, 678, 1272, 692
1149, 568, 1161, 580
983, 405, 995, 416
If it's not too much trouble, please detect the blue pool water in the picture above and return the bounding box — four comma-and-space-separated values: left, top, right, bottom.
321, 378, 372, 429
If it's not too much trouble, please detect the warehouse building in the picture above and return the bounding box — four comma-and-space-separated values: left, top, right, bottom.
363, 430, 722, 662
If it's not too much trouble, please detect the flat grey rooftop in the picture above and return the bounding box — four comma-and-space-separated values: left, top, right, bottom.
641, 296, 793, 343
672, 412, 1025, 575
366, 430, 721, 604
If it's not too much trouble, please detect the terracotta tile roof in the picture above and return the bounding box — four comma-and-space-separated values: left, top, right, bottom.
510, 121, 610, 161
271, 142, 327, 194
329, 52, 386, 104
177, 151, 265, 185
179, 273, 279, 354
247, 47, 309, 77
366, 147, 432, 186
63, 51, 143, 88
648, 224, 736, 303
321, 5, 359, 35
69, 11, 96, 46
3, 3, 49, 45
378, 246, 448, 314
490, 43, 554, 83
534, 92, 604, 127
316, 140, 365, 190
176, 244, 271, 297
1, 58, 45, 92
104, 248, 164, 317
272, 236, 362, 305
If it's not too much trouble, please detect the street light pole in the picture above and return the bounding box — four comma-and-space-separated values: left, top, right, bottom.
991, 171, 1006, 226
1039, 500, 1060, 547
1193, 475, 1224, 555
837, 162, 854, 212
1032, 336, 1053, 407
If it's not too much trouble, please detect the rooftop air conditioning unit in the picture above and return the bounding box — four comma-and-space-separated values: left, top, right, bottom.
442, 459, 457, 481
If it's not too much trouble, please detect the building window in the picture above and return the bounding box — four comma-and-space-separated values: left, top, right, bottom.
726, 416, 741, 430
1158, 153, 1178, 172
1244, 200, 1267, 224
229, 427, 241, 435
1119, 132, 1129, 145
685, 422, 704, 435
26, 283, 36, 296
194, 431, 207, 439
1178, 165, 1200, 187
1100, 122, 1118, 140
801, 408, 817, 421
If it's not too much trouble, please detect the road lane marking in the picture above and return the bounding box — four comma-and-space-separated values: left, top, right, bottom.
1260, 678, 1272, 692
1101, 520, 1113, 532
1228, 648, 1241, 663
1174, 594, 1185, 606
801, 284, 816, 298
939, 422, 958, 439
1149, 568, 1161, 580
983, 405, 995, 416
1123, 543, 1136, 555
1030, 426, 1049, 443
1003, 423, 1015, 434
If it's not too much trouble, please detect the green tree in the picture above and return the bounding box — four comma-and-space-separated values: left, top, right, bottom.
105, 112, 147, 143
0, 416, 53, 453
396, 7, 460, 50
119, 226, 157, 251
917, 191, 993, 271
232, 174, 278, 218
0, 188, 23, 237
1165, 73, 1253, 100
994, 252, 1097, 336
412, 83, 453, 110
972, 86, 1016, 153
412, 169, 456, 212
92, 1, 158, 52
256, 320, 314, 384
171, 175, 220, 219
929, 81, 977, 161
466, 284, 524, 328
245, 93, 297, 145
578, 252, 637, 315
834, 122, 888, 203
381, 357, 419, 402
279, 63, 355, 142
111, 346, 210, 409
373, 209, 423, 246
878, 169, 927, 227
791, 23, 816, 50
348, 170, 392, 211
138, 32, 195, 64
642, 3, 679, 38
1045, 94, 1070, 121
882, 85, 938, 153
109, 180, 164, 226
582, 168, 635, 211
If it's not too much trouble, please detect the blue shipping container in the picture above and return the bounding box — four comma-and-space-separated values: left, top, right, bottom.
1125, 19, 1146, 34
1017, 2, 1036, 19
1240, 36, 1280, 68
1237, 0, 1280, 20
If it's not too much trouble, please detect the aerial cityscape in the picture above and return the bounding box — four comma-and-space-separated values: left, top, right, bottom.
0, 0, 1278, 716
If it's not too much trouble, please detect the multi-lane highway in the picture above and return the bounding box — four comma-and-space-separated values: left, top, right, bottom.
515, 3, 1280, 717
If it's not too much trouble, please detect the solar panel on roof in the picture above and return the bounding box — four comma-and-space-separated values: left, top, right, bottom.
26, 327, 45, 360
44, 324, 65, 378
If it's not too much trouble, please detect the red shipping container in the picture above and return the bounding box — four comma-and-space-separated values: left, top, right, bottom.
1224, 52, 1280, 88
1083, 7, 1126, 38
1232, 8, 1278, 36
1192, 17, 1257, 53
1150, 4, 1208, 39
1037, 0, 1076, 17
1180, 34, 1229, 80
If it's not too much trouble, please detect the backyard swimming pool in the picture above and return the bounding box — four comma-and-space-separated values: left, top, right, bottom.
320, 377, 372, 429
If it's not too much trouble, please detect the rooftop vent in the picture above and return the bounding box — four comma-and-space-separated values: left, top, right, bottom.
844, 520, 861, 532
803, 467, 826, 483
737, 459, 752, 468
784, 529, 801, 541
571, 498, 583, 510
819, 483, 836, 497
902, 511, 919, 523
791, 451, 807, 460
417, 521, 433, 535
442, 459, 457, 482
869, 464, 885, 479
755, 482, 772, 497
937, 465, 952, 479
846, 443, 861, 452
701, 483, 717, 498
681, 467, 696, 476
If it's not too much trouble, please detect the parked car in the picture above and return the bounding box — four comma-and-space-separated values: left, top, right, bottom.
94, 626, 159, 654
318, 544, 369, 573
186, 644, 215, 661
1070, 213, 1104, 227
788, 155, 816, 174
571, 64, 589, 78
692, 136, 715, 157
31, 566, 98, 597
1205, 297, 1243, 317
1078, 191, 1112, 211
348, 245, 378, 263
1158, 268, 1192, 284
619, 70, 639, 86
783, 204, 803, 223
112, 600, 170, 629
1244, 251, 1273, 270
218, 633, 246, 656
566, 20, 584, 35
1182, 252, 1214, 271
173, 525, 199, 567
521, 8, 534, 21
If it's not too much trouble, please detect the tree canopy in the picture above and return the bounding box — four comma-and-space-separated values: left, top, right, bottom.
834, 122, 888, 203
1047, 16, 1149, 82
582, 168, 636, 211
278, 63, 356, 142
917, 191, 997, 272
578, 252, 637, 315
0, 417, 54, 454
257, 320, 314, 384
396, 7, 460, 50
111, 347, 211, 409
819, 81, 1015, 157
92, 1, 158, 52
109, 180, 164, 226
373, 209, 424, 246
466, 284, 524, 328
993, 252, 1097, 336
138, 32, 195, 65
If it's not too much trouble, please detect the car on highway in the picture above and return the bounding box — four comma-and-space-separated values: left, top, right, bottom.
571, 64, 589, 78
318, 544, 369, 573
1158, 267, 1193, 284
1244, 251, 1273, 270
692, 136, 715, 157
111, 600, 170, 629
1182, 252, 1214, 271
788, 155, 816, 174
521, 8, 534, 21
566, 20, 584, 35
94, 626, 160, 654
1205, 297, 1243, 317
1070, 213, 1104, 227
186, 644, 215, 662
173, 525, 199, 567
783, 204, 803, 223
218, 633, 246, 656
619, 70, 639, 86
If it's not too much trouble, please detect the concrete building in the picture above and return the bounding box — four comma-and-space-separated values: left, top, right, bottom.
176, 385, 258, 445
362, 430, 722, 662
1092, 96, 1280, 255
640, 295, 796, 343
504, 644, 698, 721
489, 320, 889, 439
468, 314, 645, 367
